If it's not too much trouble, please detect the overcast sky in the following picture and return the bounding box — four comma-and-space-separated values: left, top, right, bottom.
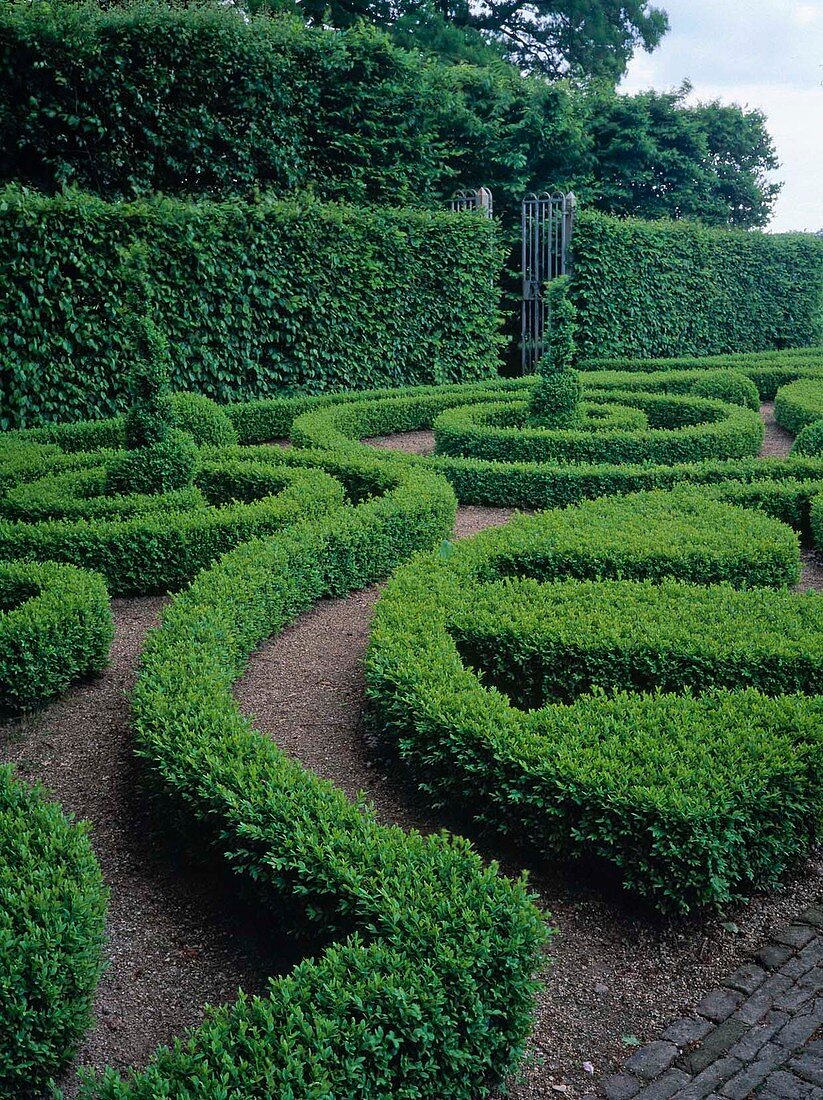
620, 0, 823, 232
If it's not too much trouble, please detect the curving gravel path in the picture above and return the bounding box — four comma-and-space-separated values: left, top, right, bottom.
0, 599, 294, 1098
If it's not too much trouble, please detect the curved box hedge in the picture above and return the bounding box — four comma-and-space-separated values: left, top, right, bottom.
774, 378, 823, 436
70, 458, 547, 1099
0, 560, 112, 711
0, 458, 346, 595
365, 490, 819, 913
432, 393, 764, 465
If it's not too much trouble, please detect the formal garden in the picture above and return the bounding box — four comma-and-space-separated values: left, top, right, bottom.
1, 1, 823, 1098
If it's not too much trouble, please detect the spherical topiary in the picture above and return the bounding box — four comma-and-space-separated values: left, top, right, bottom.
168, 392, 238, 447
791, 418, 823, 457
689, 370, 760, 411
106, 429, 197, 496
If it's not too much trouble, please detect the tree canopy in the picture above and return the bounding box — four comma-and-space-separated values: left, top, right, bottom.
253, 0, 668, 82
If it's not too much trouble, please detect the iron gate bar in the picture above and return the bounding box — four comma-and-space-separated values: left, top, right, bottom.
521, 190, 576, 372
449, 187, 494, 218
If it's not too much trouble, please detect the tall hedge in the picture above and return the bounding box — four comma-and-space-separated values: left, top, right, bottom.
0, 188, 503, 429
570, 212, 823, 360
0, 2, 459, 204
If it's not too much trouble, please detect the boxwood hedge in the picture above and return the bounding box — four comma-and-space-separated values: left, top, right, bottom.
68, 457, 547, 1100
774, 378, 823, 436
432, 393, 764, 466
365, 490, 818, 912
0, 561, 113, 711
0, 458, 346, 595
1, 768, 107, 1097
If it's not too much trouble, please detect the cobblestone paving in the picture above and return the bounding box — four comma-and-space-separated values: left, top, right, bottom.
598, 904, 823, 1100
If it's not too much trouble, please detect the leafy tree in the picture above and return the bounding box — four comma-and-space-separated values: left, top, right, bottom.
252, 0, 668, 82
580, 85, 780, 227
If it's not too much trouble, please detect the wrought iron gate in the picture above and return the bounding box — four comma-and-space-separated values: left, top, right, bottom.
446, 187, 576, 372
521, 191, 576, 371
449, 187, 494, 217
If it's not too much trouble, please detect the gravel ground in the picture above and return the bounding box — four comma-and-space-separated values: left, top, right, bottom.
363, 429, 436, 455
0, 598, 293, 1098
759, 401, 795, 458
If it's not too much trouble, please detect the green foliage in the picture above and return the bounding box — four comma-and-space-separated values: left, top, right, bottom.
106, 430, 198, 497
584, 354, 823, 404
120, 320, 175, 450
0, 188, 503, 430
0, 766, 107, 1096
434, 392, 764, 465
0, 459, 346, 595
366, 490, 816, 913
584, 86, 780, 228
0, 3, 780, 229
774, 378, 823, 436
68, 459, 547, 1100
529, 277, 581, 427
168, 393, 238, 448
792, 421, 823, 458
689, 370, 760, 410
0, 561, 112, 710
571, 212, 823, 360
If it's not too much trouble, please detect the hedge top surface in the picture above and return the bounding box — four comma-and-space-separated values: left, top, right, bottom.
365, 491, 818, 910
434, 489, 801, 588
432, 392, 764, 466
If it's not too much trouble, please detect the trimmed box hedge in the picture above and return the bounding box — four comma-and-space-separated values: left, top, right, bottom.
68, 456, 547, 1100
1, 768, 107, 1097
0, 561, 113, 711
774, 378, 823, 436
0, 456, 346, 595
432, 393, 764, 466
0, 187, 503, 430
365, 490, 818, 913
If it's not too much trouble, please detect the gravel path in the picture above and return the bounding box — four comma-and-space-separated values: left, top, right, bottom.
759, 401, 795, 458
0, 599, 292, 1097
235, 491, 822, 1099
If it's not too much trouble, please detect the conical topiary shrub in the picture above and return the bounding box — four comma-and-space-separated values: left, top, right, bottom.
528, 275, 581, 428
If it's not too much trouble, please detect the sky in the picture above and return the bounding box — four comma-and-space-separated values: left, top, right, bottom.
620, 0, 823, 232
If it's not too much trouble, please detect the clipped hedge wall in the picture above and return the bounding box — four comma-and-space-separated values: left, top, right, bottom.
0, 2, 454, 205
366, 490, 819, 913
0, 188, 503, 430
69, 457, 547, 1100
1, 767, 107, 1097
0, 561, 112, 711
571, 212, 823, 360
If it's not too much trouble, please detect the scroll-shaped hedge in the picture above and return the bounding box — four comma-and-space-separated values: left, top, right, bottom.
1, 769, 107, 1097
74, 460, 546, 1099
0, 560, 112, 712
0, 458, 345, 595
365, 490, 819, 913
432, 392, 764, 465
